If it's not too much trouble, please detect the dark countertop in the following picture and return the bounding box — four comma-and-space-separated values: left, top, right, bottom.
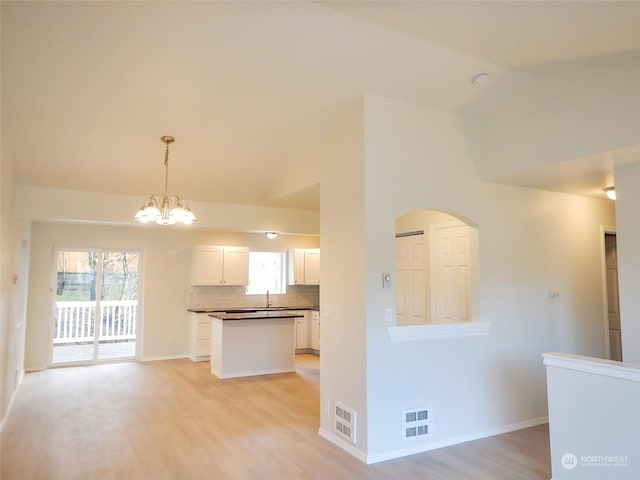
188, 306, 319, 313
208, 311, 304, 321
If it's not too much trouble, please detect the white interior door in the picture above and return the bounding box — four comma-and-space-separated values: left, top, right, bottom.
396, 234, 427, 325
430, 224, 471, 323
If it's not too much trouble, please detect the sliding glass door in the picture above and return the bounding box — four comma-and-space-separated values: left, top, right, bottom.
52, 249, 140, 364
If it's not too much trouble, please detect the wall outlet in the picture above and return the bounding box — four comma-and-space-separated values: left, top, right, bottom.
323, 399, 330, 415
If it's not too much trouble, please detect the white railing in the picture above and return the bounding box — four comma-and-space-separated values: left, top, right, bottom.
54, 300, 137, 344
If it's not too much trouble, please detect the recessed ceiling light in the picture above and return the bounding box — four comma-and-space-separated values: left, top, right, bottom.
471, 72, 490, 85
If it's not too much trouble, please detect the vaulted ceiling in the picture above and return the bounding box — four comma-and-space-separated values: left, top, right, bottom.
2, 1, 639, 210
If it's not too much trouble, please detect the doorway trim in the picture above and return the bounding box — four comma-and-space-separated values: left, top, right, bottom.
600, 225, 618, 361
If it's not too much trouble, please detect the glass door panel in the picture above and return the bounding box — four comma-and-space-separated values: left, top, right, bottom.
53, 250, 98, 364
98, 252, 139, 360
52, 249, 140, 364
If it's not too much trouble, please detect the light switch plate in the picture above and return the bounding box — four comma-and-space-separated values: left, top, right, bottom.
382, 272, 391, 288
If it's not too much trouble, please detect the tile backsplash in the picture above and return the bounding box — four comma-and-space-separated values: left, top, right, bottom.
188, 285, 319, 310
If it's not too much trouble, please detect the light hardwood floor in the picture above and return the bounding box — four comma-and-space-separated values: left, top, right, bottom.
1, 355, 550, 479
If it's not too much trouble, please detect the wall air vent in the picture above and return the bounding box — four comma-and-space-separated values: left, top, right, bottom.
402, 406, 432, 441
334, 401, 356, 444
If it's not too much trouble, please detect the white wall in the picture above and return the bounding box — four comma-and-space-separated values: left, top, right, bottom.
395, 209, 463, 234
479, 56, 640, 181
0, 146, 30, 431
25, 222, 318, 370
316, 99, 369, 459
544, 353, 640, 480
318, 94, 615, 462
614, 163, 640, 364
16, 185, 319, 235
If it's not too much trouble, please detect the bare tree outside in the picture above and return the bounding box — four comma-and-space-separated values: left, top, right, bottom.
54, 250, 139, 363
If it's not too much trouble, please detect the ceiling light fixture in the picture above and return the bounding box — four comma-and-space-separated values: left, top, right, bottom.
135, 136, 196, 225
471, 72, 489, 85
603, 187, 616, 200
265, 232, 279, 239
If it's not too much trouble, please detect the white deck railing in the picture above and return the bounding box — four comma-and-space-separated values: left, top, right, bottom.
54, 300, 137, 344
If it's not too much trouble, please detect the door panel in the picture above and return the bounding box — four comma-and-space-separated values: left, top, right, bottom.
395, 234, 427, 325
53, 250, 97, 363
97, 251, 139, 360
52, 249, 139, 364
431, 225, 471, 323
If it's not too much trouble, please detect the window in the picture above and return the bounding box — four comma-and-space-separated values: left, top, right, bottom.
246, 251, 286, 295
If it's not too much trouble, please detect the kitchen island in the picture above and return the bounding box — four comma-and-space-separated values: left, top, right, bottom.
208, 311, 302, 379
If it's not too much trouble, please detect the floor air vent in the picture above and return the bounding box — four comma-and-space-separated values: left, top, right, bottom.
334, 401, 356, 444
402, 406, 432, 441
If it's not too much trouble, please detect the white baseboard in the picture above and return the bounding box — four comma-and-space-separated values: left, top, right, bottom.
25, 364, 47, 372
318, 417, 549, 465
212, 367, 295, 379
318, 428, 368, 463
189, 355, 210, 363
141, 354, 190, 362
364, 416, 549, 464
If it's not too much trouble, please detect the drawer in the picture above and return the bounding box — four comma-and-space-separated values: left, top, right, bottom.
196, 322, 211, 339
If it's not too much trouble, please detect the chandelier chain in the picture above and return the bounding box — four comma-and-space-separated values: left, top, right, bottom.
164, 142, 170, 198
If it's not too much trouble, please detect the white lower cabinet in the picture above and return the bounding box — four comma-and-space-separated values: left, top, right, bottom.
294, 311, 311, 352
190, 312, 213, 361
311, 311, 320, 352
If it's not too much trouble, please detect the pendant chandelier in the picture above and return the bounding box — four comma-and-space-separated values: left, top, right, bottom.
134, 136, 196, 225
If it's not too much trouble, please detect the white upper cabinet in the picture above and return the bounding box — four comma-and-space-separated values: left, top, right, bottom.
219, 247, 250, 285
304, 249, 320, 284
289, 249, 305, 285
288, 248, 320, 285
191, 246, 249, 286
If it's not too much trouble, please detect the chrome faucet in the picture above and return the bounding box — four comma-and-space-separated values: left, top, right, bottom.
265, 290, 272, 307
